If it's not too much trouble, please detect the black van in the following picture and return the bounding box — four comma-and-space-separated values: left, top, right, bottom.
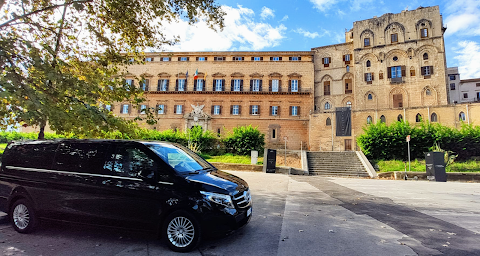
0, 140, 252, 252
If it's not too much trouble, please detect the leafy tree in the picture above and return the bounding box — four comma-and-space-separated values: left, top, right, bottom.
0, 0, 224, 139
223, 125, 265, 155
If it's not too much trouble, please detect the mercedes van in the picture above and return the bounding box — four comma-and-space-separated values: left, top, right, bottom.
0, 140, 252, 252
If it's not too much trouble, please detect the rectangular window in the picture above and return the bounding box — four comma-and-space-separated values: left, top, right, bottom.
140, 104, 147, 114
214, 56, 225, 61
196, 79, 204, 91
232, 105, 240, 115
213, 105, 221, 115
291, 106, 298, 116
122, 104, 129, 114
323, 58, 329, 64
252, 80, 260, 91
449, 75, 456, 80
450, 83, 456, 90
391, 66, 402, 78
179, 57, 189, 61
157, 104, 165, 114
105, 105, 112, 111
344, 54, 350, 62
291, 80, 298, 92
177, 79, 185, 91
271, 106, 278, 116
197, 57, 206, 61
364, 38, 370, 47
290, 56, 300, 61
162, 57, 170, 61
233, 79, 241, 91
421, 28, 428, 38
253, 57, 263, 61
476, 83, 480, 87
233, 56, 244, 61
463, 93, 468, 99
125, 79, 133, 91
251, 105, 259, 115
158, 79, 168, 91
215, 79, 223, 91
271, 80, 279, 92
391, 33, 398, 43
366, 73, 373, 81
175, 105, 183, 114
424, 66, 431, 76
271, 57, 280, 61
145, 57, 153, 62
140, 79, 149, 91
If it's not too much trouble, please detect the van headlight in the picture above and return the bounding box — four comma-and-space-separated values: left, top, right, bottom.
200, 191, 235, 209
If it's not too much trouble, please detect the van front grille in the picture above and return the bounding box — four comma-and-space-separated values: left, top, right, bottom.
233, 189, 251, 208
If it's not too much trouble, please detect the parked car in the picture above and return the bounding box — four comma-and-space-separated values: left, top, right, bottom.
0, 139, 252, 252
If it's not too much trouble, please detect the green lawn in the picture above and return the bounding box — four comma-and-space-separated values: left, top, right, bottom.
376, 159, 480, 173
200, 153, 264, 165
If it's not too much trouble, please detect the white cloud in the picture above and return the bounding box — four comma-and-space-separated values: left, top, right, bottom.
161, 5, 286, 51
444, 0, 480, 36
280, 15, 289, 22
309, 0, 338, 11
294, 28, 321, 39
260, 7, 275, 20
453, 41, 480, 79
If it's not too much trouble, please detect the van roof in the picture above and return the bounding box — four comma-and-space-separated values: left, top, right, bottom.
8, 139, 176, 146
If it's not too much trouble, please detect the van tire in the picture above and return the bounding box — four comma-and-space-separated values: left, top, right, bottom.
163, 210, 201, 252
10, 199, 38, 233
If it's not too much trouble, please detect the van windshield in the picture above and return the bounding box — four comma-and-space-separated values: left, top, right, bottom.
145, 143, 213, 174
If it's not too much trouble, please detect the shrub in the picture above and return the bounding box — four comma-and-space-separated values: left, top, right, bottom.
223, 125, 265, 155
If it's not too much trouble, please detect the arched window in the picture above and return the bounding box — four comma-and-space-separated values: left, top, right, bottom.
426, 89, 431, 95
366, 60, 371, 67
416, 113, 422, 122
397, 114, 403, 122
423, 53, 428, 60
459, 112, 466, 121
325, 102, 331, 110
368, 94, 373, 100
367, 116, 372, 124
346, 65, 350, 72
431, 113, 438, 122
380, 115, 386, 123
326, 117, 331, 126
346, 101, 352, 107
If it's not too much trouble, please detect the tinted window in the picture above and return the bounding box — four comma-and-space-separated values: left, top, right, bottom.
104, 146, 156, 179
53, 143, 110, 174
4, 143, 58, 169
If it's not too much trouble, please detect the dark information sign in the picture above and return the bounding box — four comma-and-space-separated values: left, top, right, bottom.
263, 149, 277, 173
336, 107, 351, 136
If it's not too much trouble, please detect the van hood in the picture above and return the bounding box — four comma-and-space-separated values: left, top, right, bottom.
185, 170, 249, 194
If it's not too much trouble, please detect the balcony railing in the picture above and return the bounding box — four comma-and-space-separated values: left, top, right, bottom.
390, 77, 404, 84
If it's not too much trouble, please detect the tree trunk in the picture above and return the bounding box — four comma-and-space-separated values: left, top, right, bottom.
38, 123, 46, 140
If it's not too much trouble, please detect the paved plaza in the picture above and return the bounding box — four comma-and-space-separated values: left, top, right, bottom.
0, 171, 479, 256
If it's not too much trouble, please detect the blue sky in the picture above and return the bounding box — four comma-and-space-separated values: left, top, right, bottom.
162, 0, 480, 79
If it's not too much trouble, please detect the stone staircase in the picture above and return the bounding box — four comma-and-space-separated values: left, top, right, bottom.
306, 151, 371, 177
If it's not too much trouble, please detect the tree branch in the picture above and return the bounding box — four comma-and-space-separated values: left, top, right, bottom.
0, 0, 93, 29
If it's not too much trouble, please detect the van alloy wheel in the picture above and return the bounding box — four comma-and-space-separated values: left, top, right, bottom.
167, 216, 195, 247
13, 203, 30, 230
10, 199, 37, 233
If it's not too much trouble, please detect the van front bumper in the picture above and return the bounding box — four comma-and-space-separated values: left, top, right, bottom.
200, 206, 252, 236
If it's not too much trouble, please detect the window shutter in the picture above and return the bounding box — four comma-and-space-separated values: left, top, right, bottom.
178, 57, 181, 61
343, 55, 345, 61
231, 80, 234, 91
328, 57, 331, 63
131, 80, 134, 87
211, 106, 214, 114
279, 57, 282, 61
196, 57, 199, 61
401, 66, 406, 77
251, 57, 254, 61
371, 73, 374, 81
187, 57, 189, 61
219, 106, 222, 115
213, 80, 217, 91
203, 80, 206, 91
222, 79, 225, 91
278, 106, 281, 116
175, 79, 178, 91
164, 105, 167, 114
128, 104, 132, 114
298, 57, 301, 61
387, 67, 392, 78
205, 57, 208, 61
298, 106, 301, 116
174, 105, 177, 113
298, 80, 301, 92
145, 79, 149, 91
230, 105, 233, 114
421, 67, 426, 75
194, 80, 197, 91
157, 80, 161, 91
430, 66, 434, 74
270, 57, 273, 61
257, 106, 260, 115
260, 80, 263, 91
166, 80, 169, 91
289, 106, 292, 116
288, 80, 291, 92
364, 73, 368, 81
239, 105, 242, 115
240, 80, 243, 91
289, 57, 292, 61
249, 105, 252, 114
322, 58, 325, 64
250, 80, 253, 91
269, 80, 272, 92
260, 57, 263, 61
270, 106, 273, 116
279, 80, 282, 92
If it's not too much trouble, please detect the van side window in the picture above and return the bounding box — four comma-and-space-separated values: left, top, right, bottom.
54, 143, 110, 174
4, 143, 58, 169
108, 147, 156, 179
